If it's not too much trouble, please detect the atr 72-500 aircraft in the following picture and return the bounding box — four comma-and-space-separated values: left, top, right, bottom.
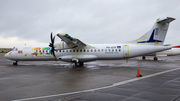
5, 17, 175, 67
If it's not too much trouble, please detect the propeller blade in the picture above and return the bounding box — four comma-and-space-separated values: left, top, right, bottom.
50, 32, 53, 43
52, 49, 56, 58
49, 32, 56, 58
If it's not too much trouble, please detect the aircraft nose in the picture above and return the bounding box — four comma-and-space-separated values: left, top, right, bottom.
4, 52, 11, 59
4, 53, 8, 58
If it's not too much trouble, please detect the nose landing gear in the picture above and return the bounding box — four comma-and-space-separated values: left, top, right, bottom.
13, 61, 18, 65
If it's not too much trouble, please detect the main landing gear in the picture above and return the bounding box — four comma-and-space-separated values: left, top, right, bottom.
74, 62, 84, 67
72, 58, 84, 67
142, 56, 158, 60
13, 61, 18, 65
142, 56, 146, 60
154, 57, 158, 61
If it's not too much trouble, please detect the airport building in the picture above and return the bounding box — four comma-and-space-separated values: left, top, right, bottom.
0, 48, 12, 53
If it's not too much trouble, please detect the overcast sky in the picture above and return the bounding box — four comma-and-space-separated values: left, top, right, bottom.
0, 0, 180, 48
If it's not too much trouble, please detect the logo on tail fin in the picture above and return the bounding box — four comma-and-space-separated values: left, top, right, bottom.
137, 29, 162, 45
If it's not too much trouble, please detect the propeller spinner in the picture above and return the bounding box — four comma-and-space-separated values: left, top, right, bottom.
49, 32, 56, 58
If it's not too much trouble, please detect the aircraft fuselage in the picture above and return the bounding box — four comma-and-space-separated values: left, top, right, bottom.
5, 43, 171, 63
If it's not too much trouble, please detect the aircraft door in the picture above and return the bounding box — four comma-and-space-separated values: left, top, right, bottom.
123, 45, 129, 58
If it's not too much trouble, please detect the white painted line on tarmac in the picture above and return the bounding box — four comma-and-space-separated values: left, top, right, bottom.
13, 67, 180, 101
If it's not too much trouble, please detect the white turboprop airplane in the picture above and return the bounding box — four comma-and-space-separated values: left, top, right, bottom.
142, 45, 180, 60
4, 17, 175, 67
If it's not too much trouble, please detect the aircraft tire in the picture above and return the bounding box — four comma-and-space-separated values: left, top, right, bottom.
75, 62, 84, 67
142, 56, 146, 60
13, 61, 18, 65
154, 57, 158, 61
79, 62, 84, 66
75, 62, 79, 67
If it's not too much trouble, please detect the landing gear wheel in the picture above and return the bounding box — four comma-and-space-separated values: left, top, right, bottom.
75, 62, 80, 67
79, 62, 84, 67
13, 61, 18, 65
75, 62, 84, 67
154, 57, 158, 61
142, 56, 146, 60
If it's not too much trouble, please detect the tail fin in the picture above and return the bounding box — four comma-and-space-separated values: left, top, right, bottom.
130, 17, 175, 45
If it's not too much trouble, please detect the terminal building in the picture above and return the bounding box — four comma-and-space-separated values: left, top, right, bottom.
0, 48, 12, 53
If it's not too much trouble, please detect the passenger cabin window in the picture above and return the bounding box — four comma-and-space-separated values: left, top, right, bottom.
98, 49, 100, 52
73, 50, 75, 52
66, 50, 68, 52
101, 49, 103, 52
84, 49, 86, 52
80, 49, 82, 52
94, 49, 96, 52
69, 50, 72, 52
91, 49, 93, 52
87, 49, 89, 52
77, 50, 79, 52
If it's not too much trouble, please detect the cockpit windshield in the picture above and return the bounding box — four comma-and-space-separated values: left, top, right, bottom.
12, 47, 15, 51
11, 47, 18, 51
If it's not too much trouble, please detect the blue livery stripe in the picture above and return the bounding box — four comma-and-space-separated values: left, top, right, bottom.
138, 29, 162, 43
117, 46, 121, 48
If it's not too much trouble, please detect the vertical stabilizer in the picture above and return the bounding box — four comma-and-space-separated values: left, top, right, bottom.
130, 17, 175, 45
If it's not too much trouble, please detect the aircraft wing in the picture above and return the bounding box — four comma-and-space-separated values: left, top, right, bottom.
57, 33, 86, 48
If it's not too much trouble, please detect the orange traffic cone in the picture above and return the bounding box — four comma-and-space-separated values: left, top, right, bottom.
136, 69, 142, 77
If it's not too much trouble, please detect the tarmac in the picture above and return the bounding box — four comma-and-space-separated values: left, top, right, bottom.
0, 53, 180, 101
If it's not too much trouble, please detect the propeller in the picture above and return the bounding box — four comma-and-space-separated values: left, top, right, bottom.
49, 32, 56, 58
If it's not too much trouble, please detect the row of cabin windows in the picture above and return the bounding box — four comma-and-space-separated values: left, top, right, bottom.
38, 49, 121, 53
55, 49, 121, 53
39, 50, 49, 53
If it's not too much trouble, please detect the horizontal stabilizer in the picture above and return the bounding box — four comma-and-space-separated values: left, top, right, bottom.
156, 17, 175, 24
